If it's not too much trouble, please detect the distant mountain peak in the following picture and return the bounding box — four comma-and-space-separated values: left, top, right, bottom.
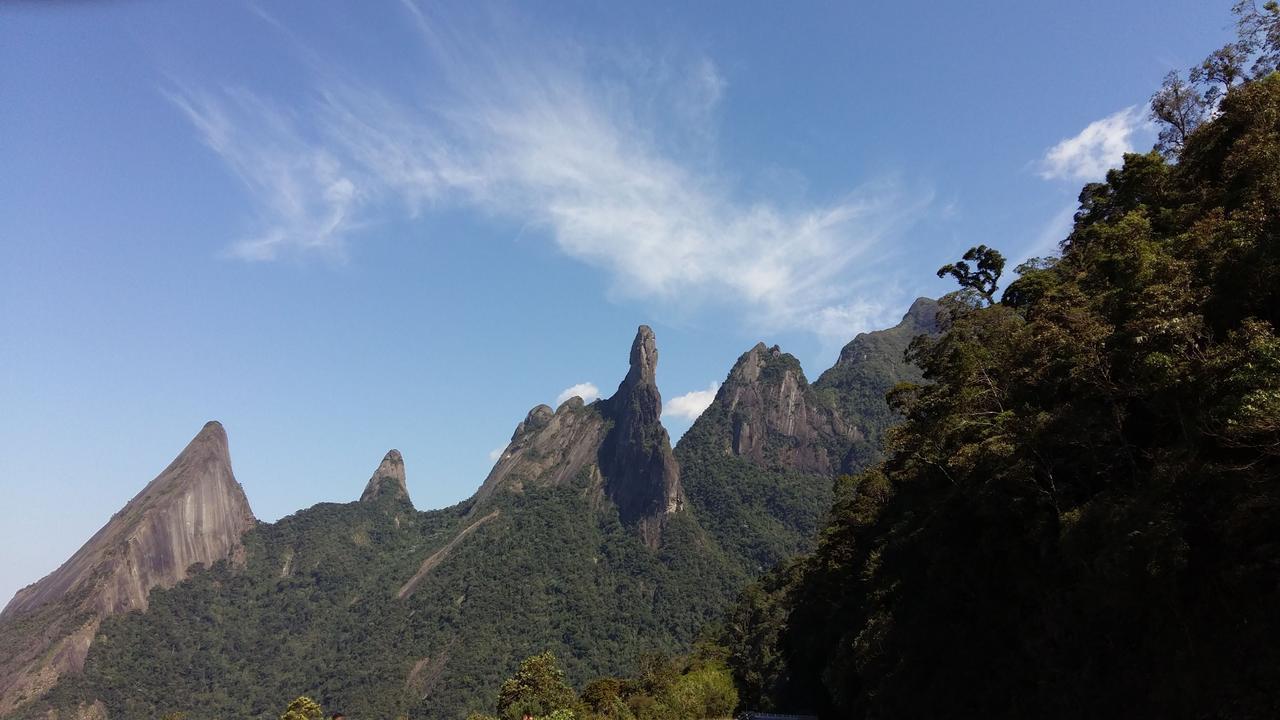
0, 421, 256, 716
830, 297, 939, 370
361, 449, 409, 504
700, 341, 847, 476
469, 325, 684, 546
599, 325, 685, 547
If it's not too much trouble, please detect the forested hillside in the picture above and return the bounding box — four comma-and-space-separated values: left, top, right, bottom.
676, 303, 937, 577
725, 6, 1280, 717
4, 312, 930, 720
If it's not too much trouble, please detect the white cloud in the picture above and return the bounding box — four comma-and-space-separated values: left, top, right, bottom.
664, 382, 720, 421
1040, 106, 1148, 182
555, 382, 600, 407
172, 3, 928, 337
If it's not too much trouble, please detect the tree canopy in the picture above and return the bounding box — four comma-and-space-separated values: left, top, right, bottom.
726, 15, 1280, 719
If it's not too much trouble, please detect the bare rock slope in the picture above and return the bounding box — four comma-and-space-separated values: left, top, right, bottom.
473, 325, 684, 547
0, 421, 256, 716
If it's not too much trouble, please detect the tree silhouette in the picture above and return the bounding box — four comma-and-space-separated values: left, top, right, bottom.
936, 245, 1005, 306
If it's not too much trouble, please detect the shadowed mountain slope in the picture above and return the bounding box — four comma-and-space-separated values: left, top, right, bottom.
676, 300, 939, 575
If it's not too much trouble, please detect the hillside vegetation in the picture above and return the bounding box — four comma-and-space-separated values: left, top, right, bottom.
725, 7, 1280, 717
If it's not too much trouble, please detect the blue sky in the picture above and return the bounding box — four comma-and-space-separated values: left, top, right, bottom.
0, 1, 1233, 604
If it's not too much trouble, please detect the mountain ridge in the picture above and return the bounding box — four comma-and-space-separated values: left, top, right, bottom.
1, 303, 938, 720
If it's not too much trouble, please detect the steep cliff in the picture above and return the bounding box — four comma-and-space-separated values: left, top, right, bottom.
715, 343, 853, 475
0, 421, 256, 716
473, 325, 684, 546
597, 325, 685, 547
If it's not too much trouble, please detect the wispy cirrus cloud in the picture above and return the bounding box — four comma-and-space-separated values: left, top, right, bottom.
1039, 106, 1150, 182
172, 3, 928, 340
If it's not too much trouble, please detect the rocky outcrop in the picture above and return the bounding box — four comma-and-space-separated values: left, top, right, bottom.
360, 449, 410, 504
597, 325, 685, 547
470, 326, 684, 547
711, 343, 855, 475
0, 421, 256, 716
471, 399, 610, 509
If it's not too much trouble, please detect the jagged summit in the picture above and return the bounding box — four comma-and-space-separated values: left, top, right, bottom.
469, 326, 684, 546
360, 449, 410, 504
0, 421, 256, 716
599, 325, 685, 546
699, 341, 852, 476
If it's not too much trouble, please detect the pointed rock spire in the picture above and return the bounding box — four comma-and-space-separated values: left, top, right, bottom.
627, 324, 659, 386
599, 325, 685, 547
360, 449, 410, 504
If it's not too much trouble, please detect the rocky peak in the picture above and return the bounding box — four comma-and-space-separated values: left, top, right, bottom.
467, 326, 684, 547
815, 297, 941, 472
513, 404, 555, 439
705, 342, 851, 476
0, 421, 256, 715
471, 399, 609, 509
598, 326, 685, 547
360, 449, 410, 504
627, 325, 659, 385
830, 297, 940, 370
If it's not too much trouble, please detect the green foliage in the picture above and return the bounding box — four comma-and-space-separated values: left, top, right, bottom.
575, 648, 737, 720
280, 696, 323, 720
496, 652, 580, 719
936, 244, 1005, 305
22, 475, 736, 720
729, 54, 1280, 719
664, 662, 737, 719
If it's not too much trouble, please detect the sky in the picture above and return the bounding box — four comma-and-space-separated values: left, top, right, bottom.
0, 1, 1235, 605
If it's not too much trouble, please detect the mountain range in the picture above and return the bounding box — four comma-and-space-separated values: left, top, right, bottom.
0, 300, 938, 720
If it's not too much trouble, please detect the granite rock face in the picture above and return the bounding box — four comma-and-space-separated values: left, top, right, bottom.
713, 343, 855, 476
597, 325, 685, 547
360, 449, 411, 504
0, 421, 256, 716
473, 326, 684, 546
471, 399, 610, 509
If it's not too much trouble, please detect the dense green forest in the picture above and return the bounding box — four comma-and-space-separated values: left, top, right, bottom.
724, 4, 1280, 717
24, 480, 736, 720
